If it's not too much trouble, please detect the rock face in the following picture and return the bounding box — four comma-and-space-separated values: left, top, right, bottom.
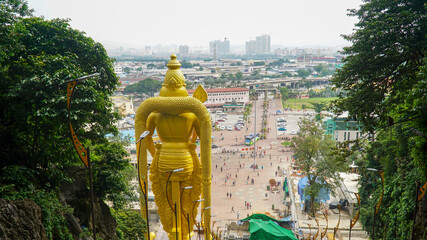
0, 199, 47, 240
60, 167, 118, 240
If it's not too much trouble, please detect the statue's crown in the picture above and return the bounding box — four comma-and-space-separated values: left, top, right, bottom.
163, 54, 186, 89
159, 54, 188, 97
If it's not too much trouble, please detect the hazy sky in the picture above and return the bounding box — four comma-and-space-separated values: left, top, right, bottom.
27, 0, 362, 48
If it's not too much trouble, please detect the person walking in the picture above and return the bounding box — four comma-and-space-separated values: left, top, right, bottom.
231, 206, 235, 213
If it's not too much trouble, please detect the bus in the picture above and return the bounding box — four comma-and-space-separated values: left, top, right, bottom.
245, 133, 260, 146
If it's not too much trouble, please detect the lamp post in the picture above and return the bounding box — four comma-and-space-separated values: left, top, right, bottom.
333, 205, 341, 240
412, 180, 427, 239
165, 168, 184, 240
136, 131, 151, 239
367, 168, 384, 240
303, 222, 312, 240
66, 73, 100, 240
192, 199, 204, 240
344, 190, 360, 240
209, 215, 216, 240
313, 218, 319, 240
201, 207, 211, 240
180, 186, 193, 240
321, 211, 328, 239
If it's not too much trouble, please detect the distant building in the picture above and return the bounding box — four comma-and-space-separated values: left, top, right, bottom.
110, 96, 135, 117
209, 39, 230, 57
245, 34, 270, 54
179, 45, 189, 56
322, 112, 373, 142
187, 87, 249, 113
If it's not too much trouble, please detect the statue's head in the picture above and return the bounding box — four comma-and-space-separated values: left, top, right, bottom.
159, 54, 189, 97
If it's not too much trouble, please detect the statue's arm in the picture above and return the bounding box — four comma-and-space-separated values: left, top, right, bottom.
192, 117, 201, 143
146, 113, 157, 157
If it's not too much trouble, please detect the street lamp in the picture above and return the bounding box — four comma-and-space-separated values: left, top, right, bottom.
209, 215, 216, 240
165, 168, 184, 240
345, 190, 360, 240
333, 205, 341, 240
180, 186, 193, 240
313, 218, 319, 240
321, 211, 328, 239
302, 222, 312, 240
192, 199, 204, 240
201, 207, 211, 240
136, 131, 151, 239
367, 168, 384, 240
66, 73, 100, 240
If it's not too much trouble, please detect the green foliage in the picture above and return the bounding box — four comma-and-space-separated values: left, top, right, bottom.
91, 141, 135, 210
253, 61, 265, 66
0, 14, 119, 191
123, 78, 162, 96
113, 209, 147, 240
0, 2, 132, 237
0, 187, 73, 240
297, 69, 311, 78
332, 0, 427, 133
291, 118, 344, 216
279, 87, 290, 103
331, 0, 427, 238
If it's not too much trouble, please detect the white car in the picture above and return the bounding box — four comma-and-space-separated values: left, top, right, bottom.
291, 130, 297, 135
220, 126, 226, 130
226, 126, 233, 131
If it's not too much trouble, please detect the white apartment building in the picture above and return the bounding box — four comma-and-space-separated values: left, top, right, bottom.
187, 87, 249, 112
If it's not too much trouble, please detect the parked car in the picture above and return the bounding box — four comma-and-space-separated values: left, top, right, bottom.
278, 127, 286, 131
226, 126, 233, 131
217, 119, 225, 122
220, 126, 226, 130
291, 130, 297, 135
212, 144, 219, 148
235, 126, 242, 131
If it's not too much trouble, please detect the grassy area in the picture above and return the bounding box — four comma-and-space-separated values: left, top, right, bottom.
282, 97, 338, 110
281, 141, 292, 146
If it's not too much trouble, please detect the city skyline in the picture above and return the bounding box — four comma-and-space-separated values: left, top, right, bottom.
27, 0, 362, 49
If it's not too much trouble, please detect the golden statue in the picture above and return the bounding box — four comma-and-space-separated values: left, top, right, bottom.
135, 54, 212, 240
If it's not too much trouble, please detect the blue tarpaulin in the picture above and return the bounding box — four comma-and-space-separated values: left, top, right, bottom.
297, 176, 330, 211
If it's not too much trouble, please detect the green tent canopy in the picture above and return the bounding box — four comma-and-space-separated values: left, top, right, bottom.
241, 213, 289, 223
248, 219, 298, 240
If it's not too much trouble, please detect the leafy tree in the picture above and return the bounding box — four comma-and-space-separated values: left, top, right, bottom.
297, 69, 311, 78
281, 71, 292, 77
253, 61, 265, 66
92, 141, 135, 210
310, 102, 327, 121
198, 66, 204, 71
113, 209, 147, 240
291, 118, 343, 217
331, 0, 427, 238
0, 16, 119, 187
0, 1, 133, 237
279, 87, 290, 103
123, 67, 131, 74
313, 64, 324, 74
123, 78, 162, 96
235, 71, 243, 80
332, 0, 426, 133
269, 59, 284, 68
180, 60, 193, 68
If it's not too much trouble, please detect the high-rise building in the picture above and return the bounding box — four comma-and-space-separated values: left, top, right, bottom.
209, 38, 230, 57
245, 34, 271, 54
179, 45, 189, 56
